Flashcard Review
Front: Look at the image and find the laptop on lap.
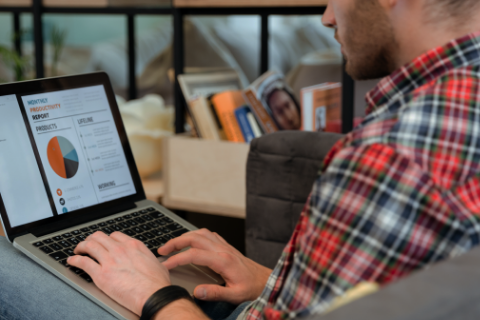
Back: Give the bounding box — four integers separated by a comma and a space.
0, 73, 223, 320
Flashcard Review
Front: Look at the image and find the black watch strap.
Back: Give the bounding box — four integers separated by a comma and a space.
140, 285, 194, 320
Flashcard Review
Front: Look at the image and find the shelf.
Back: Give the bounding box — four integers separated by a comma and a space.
173, 0, 328, 8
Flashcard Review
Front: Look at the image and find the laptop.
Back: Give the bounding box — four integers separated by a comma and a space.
0, 72, 224, 320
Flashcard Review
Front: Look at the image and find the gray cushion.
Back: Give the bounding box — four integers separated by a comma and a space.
315, 246, 480, 320
246, 131, 343, 268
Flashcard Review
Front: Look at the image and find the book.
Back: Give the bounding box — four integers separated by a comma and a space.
178, 70, 243, 102
234, 106, 256, 143
301, 83, 342, 133
244, 70, 301, 132
188, 96, 222, 141
211, 91, 246, 143
247, 112, 262, 138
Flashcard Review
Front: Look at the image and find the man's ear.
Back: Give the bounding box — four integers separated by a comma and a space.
378, 0, 399, 11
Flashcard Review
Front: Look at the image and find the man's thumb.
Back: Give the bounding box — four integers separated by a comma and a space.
194, 285, 230, 301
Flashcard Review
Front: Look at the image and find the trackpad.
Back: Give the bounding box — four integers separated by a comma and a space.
157, 257, 224, 295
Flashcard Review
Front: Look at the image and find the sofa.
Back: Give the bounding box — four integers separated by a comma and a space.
245, 131, 480, 319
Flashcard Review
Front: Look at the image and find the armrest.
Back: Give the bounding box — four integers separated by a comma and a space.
246, 131, 343, 268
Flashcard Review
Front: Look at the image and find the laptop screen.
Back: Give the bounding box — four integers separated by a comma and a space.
0, 83, 137, 230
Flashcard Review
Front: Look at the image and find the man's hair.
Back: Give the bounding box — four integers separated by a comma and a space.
427, 0, 480, 20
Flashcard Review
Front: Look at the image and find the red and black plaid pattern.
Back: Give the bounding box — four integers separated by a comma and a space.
244, 31, 480, 320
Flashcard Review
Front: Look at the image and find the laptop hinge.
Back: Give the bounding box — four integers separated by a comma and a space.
31, 202, 137, 237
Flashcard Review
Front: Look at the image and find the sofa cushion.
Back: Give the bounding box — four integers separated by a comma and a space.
246, 131, 343, 268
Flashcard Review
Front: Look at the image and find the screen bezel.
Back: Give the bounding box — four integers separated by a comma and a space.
0, 72, 146, 242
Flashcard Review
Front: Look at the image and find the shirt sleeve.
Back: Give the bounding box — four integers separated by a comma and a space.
249, 142, 468, 320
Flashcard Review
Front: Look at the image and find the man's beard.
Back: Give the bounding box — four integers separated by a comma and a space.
342, 0, 399, 81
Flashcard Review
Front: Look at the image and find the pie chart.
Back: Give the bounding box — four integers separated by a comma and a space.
47, 136, 79, 179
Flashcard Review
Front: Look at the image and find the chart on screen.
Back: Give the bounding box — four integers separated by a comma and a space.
47, 136, 79, 179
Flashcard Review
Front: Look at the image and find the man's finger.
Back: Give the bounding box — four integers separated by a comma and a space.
85, 231, 118, 252
194, 285, 238, 303
110, 231, 152, 256
157, 233, 219, 256
162, 248, 232, 274
67, 255, 101, 278
74, 237, 109, 263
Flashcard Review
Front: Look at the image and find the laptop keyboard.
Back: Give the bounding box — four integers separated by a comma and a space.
31, 207, 189, 283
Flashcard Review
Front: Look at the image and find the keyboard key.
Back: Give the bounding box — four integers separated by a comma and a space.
156, 236, 168, 244
126, 220, 138, 227
163, 217, 174, 223
102, 227, 114, 234
115, 217, 124, 222
33, 241, 43, 247
80, 273, 93, 283
64, 249, 75, 256
40, 246, 54, 254
143, 215, 154, 222
149, 239, 160, 247
123, 229, 136, 237
167, 224, 182, 232
84, 232, 93, 237
150, 249, 161, 257
80, 227, 90, 232
119, 222, 130, 229
172, 229, 189, 238
53, 236, 63, 241
98, 222, 107, 227
106, 220, 115, 225
49, 251, 68, 261
59, 259, 70, 267
149, 211, 164, 219
132, 212, 140, 217
143, 232, 155, 239
164, 234, 174, 241
148, 222, 159, 228
68, 238, 80, 245
89, 225, 99, 230
59, 241, 71, 248
43, 238, 54, 244
50, 243, 62, 251
134, 217, 145, 224
112, 224, 123, 231
132, 227, 143, 234
134, 235, 147, 242
124, 214, 132, 219
70, 267, 84, 275
139, 209, 148, 214
153, 230, 164, 237
144, 242, 153, 249
147, 207, 156, 212
62, 233, 73, 238
76, 235, 86, 242
150, 249, 162, 257
140, 225, 151, 231
159, 228, 170, 234
71, 230, 81, 236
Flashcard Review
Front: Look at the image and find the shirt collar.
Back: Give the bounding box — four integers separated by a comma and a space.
365, 31, 480, 115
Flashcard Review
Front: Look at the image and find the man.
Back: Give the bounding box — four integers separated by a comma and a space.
2, 0, 480, 319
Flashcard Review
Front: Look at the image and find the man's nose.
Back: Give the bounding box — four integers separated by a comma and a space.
322, 1, 336, 29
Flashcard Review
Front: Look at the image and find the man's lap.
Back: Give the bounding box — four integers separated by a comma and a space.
0, 236, 248, 320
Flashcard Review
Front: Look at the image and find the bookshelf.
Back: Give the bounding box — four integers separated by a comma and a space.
171, 0, 356, 134
0, 0, 355, 135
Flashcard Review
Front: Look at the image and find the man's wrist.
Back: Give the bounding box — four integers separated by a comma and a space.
153, 298, 208, 320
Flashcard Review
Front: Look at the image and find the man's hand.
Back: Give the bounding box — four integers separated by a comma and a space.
158, 229, 272, 305
68, 231, 171, 316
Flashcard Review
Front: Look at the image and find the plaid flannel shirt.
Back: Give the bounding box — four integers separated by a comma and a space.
243, 31, 480, 320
